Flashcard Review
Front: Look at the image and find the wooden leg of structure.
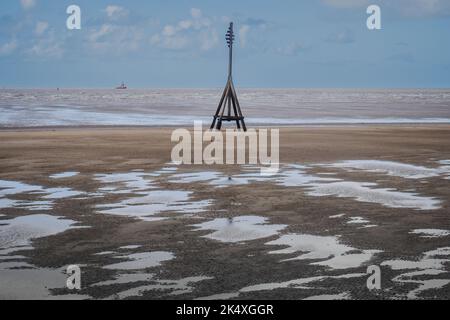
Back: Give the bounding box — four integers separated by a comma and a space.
211, 79, 247, 132
211, 84, 229, 130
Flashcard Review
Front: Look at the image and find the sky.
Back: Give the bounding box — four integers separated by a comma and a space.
0, 0, 449, 88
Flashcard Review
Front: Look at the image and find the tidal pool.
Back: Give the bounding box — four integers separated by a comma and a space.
192, 216, 287, 243
266, 233, 381, 270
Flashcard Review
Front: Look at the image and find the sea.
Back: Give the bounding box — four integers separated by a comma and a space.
1, 88, 449, 127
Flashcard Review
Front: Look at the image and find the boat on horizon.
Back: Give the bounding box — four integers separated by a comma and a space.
116, 82, 127, 90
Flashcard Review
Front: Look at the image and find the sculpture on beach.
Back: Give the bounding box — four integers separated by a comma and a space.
210, 22, 247, 132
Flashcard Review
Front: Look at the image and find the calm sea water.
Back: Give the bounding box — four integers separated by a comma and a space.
0, 88, 449, 127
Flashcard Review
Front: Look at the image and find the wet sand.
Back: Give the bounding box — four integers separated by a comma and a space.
1, 125, 450, 300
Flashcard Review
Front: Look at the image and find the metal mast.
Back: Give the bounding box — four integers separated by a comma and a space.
227, 22, 233, 79
210, 22, 247, 132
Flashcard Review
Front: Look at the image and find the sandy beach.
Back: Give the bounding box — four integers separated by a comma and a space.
1, 0, 450, 306
1, 125, 450, 300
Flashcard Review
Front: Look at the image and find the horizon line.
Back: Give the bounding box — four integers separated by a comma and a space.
1, 86, 450, 90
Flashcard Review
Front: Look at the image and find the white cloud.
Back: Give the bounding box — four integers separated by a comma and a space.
322, 0, 369, 8
163, 36, 189, 50
178, 20, 193, 30
200, 29, 218, 51
151, 33, 189, 50
29, 35, 63, 58
322, 0, 450, 16
105, 5, 129, 20
277, 42, 309, 56
20, 0, 36, 10
89, 24, 114, 43
34, 21, 48, 36
235, 19, 270, 49
396, 0, 450, 16
326, 29, 355, 44
239, 25, 250, 48
150, 34, 160, 45
191, 8, 202, 19
0, 39, 18, 56
162, 25, 177, 37
88, 24, 143, 54
150, 8, 218, 51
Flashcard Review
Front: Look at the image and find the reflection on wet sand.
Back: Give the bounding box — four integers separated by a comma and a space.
0, 158, 449, 299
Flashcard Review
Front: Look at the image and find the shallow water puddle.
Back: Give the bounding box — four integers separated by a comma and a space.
95, 165, 180, 193
0, 198, 19, 210
94, 172, 156, 194
95, 251, 116, 256
404, 277, 450, 299
102, 276, 213, 299
382, 249, 450, 271
192, 216, 287, 243
0, 258, 88, 300
152, 164, 180, 175
0, 267, 90, 300
104, 251, 175, 270
236, 273, 365, 296
0, 214, 89, 300
49, 172, 79, 179
0, 214, 82, 250
168, 169, 275, 188
92, 272, 155, 287
97, 190, 211, 221
42, 188, 83, 199
168, 171, 222, 184
0, 214, 85, 298
437, 160, 450, 179
358, 225, 378, 229
327, 160, 441, 179
329, 214, 346, 219
381, 247, 450, 299
13, 200, 53, 211
276, 169, 339, 187
0, 180, 43, 197
326, 159, 450, 181
96, 164, 443, 213
346, 216, 377, 229
410, 229, 450, 238
275, 164, 443, 210
266, 233, 381, 270
196, 292, 241, 300
346, 217, 370, 225
307, 181, 441, 210
229, 171, 280, 185
0, 180, 84, 210
119, 245, 142, 250
329, 215, 377, 228
92, 250, 212, 299
303, 292, 351, 300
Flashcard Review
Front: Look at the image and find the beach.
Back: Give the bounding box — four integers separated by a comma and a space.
1, 0, 450, 305
1, 125, 450, 300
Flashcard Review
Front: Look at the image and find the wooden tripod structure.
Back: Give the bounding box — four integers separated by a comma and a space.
211, 22, 247, 132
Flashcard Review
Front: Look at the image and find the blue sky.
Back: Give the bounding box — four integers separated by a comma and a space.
0, 0, 449, 88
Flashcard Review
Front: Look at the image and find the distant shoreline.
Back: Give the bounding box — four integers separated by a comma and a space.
1, 88, 449, 128
1, 123, 450, 132
2, 87, 450, 91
